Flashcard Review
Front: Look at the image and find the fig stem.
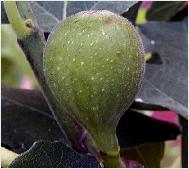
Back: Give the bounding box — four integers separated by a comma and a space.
101, 153, 125, 168
4, 1, 33, 37
85, 133, 125, 167
84, 134, 103, 163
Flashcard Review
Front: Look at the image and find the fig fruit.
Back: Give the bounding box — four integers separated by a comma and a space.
43, 10, 144, 166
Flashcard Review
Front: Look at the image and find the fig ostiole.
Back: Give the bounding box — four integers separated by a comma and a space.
43, 10, 144, 167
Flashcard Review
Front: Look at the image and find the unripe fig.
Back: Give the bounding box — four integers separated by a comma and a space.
44, 10, 144, 165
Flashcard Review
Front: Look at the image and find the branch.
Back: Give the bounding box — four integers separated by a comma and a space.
4, 1, 33, 37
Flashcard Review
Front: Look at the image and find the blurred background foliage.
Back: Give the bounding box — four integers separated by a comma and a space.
1, 1, 188, 168
1, 24, 38, 89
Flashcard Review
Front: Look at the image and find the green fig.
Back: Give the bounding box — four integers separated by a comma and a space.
43, 10, 144, 166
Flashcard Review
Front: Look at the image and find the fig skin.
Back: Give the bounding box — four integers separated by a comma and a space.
43, 10, 144, 157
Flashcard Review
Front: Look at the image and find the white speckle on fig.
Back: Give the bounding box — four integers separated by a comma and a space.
81, 62, 84, 66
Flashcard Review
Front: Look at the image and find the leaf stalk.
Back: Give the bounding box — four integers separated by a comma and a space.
4, 1, 33, 37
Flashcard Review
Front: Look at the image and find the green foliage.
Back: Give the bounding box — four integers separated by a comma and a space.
146, 2, 185, 21
28, 1, 137, 32
2, 85, 181, 167
121, 142, 164, 167
138, 19, 188, 118
1, 24, 37, 88
9, 141, 100, 168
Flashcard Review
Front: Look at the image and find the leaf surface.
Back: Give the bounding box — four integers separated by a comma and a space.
29, 1, 137, 32
2, 85, 181, 153
138, 18, 188, 118
9, 141, 100, 168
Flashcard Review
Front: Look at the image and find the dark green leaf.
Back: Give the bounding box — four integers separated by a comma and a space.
146, 1, 186, 21
122, 2, 141, 25
117, 110, 181, 148
137, 19, 188, 119
9, 141, 100, 168
2, 85, 181, 154
29, 1, 137, 32
131, 101, 168, 111
121, 142, 164, 167
1, 84, 66, 154
170, 6, 188, 22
